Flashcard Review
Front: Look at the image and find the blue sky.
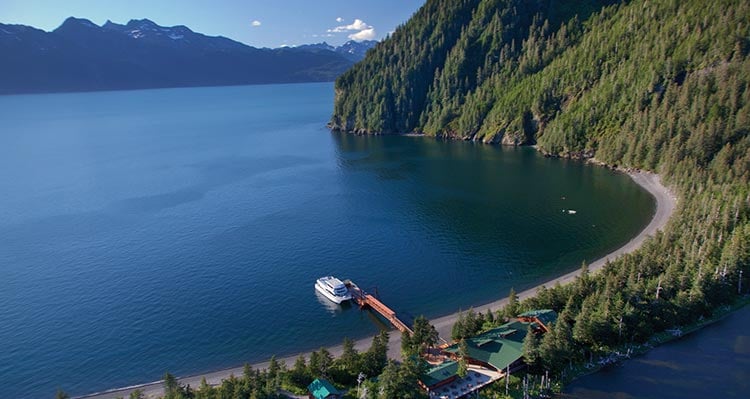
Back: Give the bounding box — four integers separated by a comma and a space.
0, 0, 425, 47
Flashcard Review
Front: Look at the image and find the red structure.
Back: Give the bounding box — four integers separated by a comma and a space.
517, 309, 557, 333
346, 281, 413, 334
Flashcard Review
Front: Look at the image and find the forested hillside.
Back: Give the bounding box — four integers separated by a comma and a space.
334, 0, 750, 381
55, 1, 749, 397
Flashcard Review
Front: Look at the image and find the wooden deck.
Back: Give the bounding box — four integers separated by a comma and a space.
346, 281, 413, 334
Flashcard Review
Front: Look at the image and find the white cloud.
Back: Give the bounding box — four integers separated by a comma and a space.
349, 27, 376, 41
328, 18, 371, 33
251, 20, 261, 27
326, 18, 377, 41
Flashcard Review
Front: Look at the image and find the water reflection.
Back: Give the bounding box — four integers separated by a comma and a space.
328, 131, 656, 317
314, 289, 353, 315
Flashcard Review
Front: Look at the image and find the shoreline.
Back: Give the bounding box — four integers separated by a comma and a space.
561, 295, 750, 390
77, 169, 677, 399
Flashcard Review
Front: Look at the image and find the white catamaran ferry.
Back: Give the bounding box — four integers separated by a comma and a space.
315, 276, 352, 304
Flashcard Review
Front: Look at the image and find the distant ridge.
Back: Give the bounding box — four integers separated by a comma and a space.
0, 17, 377, 94
296, 40, 378, 61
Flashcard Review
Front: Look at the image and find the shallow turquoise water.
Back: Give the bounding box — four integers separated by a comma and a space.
0, 83, 654, 398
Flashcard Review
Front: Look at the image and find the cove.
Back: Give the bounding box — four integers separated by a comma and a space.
0, 82, 654, 398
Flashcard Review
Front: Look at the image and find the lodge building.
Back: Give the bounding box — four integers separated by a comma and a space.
418, 309, 558, 398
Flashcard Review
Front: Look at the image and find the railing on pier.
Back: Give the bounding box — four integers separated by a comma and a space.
345, 281, 413, 334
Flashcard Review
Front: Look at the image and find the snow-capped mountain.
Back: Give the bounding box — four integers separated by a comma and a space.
0, 17, 357, 94
295, 42, 337, 52
335, 40, 378, 61
295, 40, 378, 61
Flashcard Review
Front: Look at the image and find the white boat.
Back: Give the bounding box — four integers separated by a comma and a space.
315, 276, 351, 304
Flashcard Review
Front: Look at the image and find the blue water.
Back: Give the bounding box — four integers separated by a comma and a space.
0, 83, 654, 398
565, 305, 750, 398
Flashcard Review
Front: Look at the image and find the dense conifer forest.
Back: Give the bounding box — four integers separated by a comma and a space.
57, 0, 749, 398
330, 0, 750, 394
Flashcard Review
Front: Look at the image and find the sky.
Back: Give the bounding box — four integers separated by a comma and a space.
0, 0, 426, 48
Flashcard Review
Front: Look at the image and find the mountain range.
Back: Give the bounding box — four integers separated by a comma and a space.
296, 40, 378, 62
0, 17, 377, 94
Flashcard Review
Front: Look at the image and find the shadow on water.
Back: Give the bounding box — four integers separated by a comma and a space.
328, 131, 655, 316
314, 290, 353, 315
362, 308, 395, 332
563, 305, 750, 399
313, 285, 395, 333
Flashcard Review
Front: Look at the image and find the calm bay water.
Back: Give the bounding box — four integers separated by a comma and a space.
0, 82, 654, 398
564, 305, 750, 398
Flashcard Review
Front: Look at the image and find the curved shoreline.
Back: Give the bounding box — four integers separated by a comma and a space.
78, 170, 676, 399
428, 170, 676, 337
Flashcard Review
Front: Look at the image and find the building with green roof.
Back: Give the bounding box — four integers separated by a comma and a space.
444, 320, 529, 372
307, 378, 342, 399
415, 310, 558, 395
518, 309, 558, 332
418, 360, 460, 390
443, 310, 557, 372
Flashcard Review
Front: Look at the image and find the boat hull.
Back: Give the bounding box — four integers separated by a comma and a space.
315, 280, 351, 304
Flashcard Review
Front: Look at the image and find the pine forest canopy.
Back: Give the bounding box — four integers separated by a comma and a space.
55, 0, 750, 397
333, 0, 750, 381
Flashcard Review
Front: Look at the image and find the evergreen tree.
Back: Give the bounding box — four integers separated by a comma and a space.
457, 339, 469, 378
339, 337, 360, 372
377, 359, 427, 399
505, 287, 520, 319
522, 326, 542, 371
290, 355, 310, 388
403, 316, 440, 357
361, 331, 389, 377
163, 372, 181, 399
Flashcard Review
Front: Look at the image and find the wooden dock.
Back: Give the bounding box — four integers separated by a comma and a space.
345, 281, 413, 334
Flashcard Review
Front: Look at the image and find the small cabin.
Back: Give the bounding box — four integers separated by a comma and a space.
308, 378, 342, 399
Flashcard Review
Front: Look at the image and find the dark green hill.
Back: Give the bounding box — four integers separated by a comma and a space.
333, 0, 750, 380
332, 0, 748, 150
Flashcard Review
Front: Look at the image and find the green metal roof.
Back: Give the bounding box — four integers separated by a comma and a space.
308, 378, 340, 399
518, 309, 558, 328
445, 320, 531, 370
420, 360, 459, 387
